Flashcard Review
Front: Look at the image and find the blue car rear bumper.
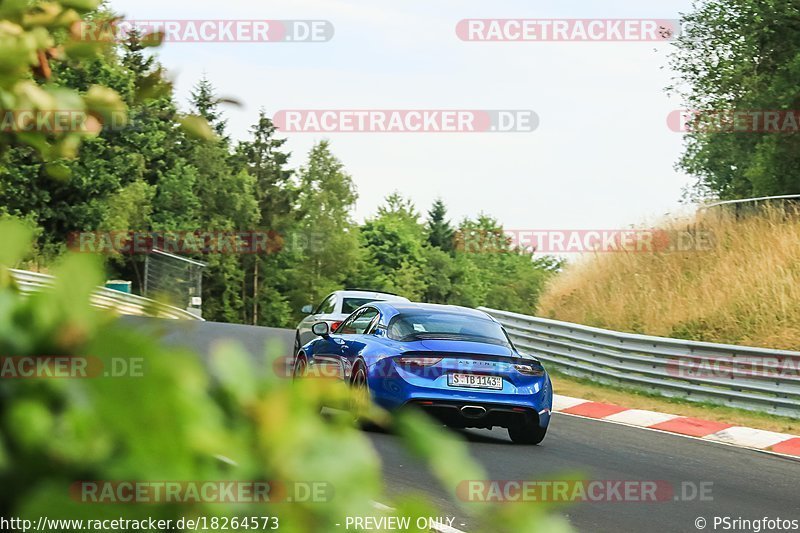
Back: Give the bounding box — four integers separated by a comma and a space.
367, 364, 553, 429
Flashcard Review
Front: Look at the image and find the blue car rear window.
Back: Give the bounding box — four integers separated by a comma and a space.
387, 312, 511, 347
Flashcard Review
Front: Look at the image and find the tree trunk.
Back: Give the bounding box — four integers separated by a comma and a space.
253, 259, 259, 325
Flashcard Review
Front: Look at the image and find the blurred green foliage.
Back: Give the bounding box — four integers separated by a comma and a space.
0, 219, 571, 532
0, 0, 120, 164
0, 3, 572, 531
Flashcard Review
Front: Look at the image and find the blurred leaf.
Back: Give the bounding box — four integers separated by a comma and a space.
0, 218, 33, 266
0, 433, 7, 469
17, 80, 56, 109
218, 97, 242, 107
395, 409, 485, 489
84, 84, 125, 122
22, 3, 63, 27
58, 0, 102, 12
130, 70, 172, 102
63, 40, 105, 59
178, 114, 216, 140
210, 341, 258, 406
52, 133, 81, 159
48, 86, 85, 111
32, 254, 105, 349
140, 31, 163, 48
7, 400, 54, 450
44, 160, 71, 180
0, 0, 30, 19
391, 496, 440, 532
51, 253, 103, 301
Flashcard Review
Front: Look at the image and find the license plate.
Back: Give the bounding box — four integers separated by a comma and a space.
448, 373, 503, 390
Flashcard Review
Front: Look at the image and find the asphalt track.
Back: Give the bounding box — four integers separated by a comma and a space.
126, 318, 800, 532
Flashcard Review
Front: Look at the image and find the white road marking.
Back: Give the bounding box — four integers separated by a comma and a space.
604, 408, 680, 427
552, 394, 589, 410
704, 426, 797, 449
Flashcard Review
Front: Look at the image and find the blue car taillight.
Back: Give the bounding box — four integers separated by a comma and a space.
514, 364, 545, 376
396, 357, 443, 367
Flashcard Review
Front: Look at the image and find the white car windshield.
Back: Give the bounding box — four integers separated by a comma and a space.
342, 297, 384, 314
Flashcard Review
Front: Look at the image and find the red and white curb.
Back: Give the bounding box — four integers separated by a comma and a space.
553, 395, 800, 458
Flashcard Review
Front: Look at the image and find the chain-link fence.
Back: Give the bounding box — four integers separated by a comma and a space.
144, 249, 206, 318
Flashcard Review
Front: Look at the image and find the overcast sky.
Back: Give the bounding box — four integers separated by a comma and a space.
109, 0, 697, 231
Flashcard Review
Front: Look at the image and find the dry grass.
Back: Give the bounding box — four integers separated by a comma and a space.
552, 372, 800, 434
537, 207, 800, 350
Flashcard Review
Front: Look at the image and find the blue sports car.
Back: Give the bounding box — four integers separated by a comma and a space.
293, 302, 553, 444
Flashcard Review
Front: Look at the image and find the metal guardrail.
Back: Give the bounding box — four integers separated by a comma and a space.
10, 269, 204, 321
701, 194, 800, 210
479, 307, 800, 418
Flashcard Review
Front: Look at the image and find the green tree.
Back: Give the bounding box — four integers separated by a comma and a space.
234, 110, 294, 231
287, 141, 361, 316
426, 198, 455, 251
0, 17, 193, 272
454, 215, 562, 314
359, 193, 429, 299
233, 111, 296, 326
190, 75, 228, 138
420, 246, 454, 302
669, 0, 800, 199
182, 77, 258, 322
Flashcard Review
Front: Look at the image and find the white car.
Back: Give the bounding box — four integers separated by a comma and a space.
294, 289, 410, 352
